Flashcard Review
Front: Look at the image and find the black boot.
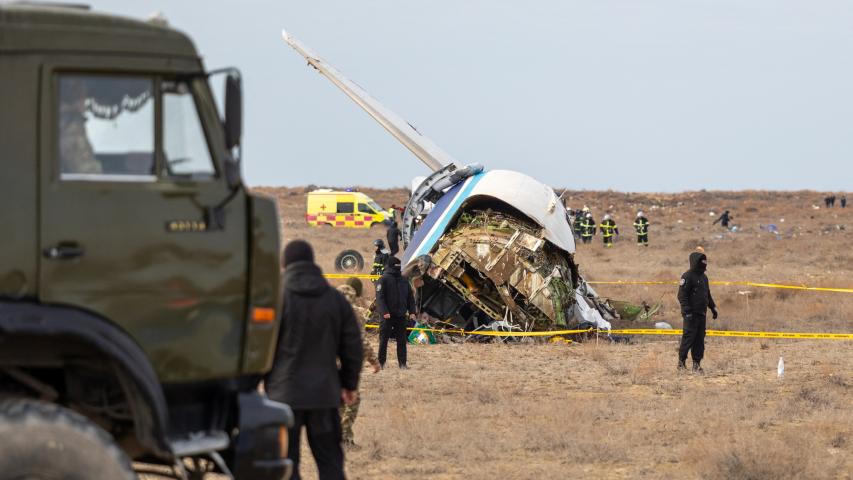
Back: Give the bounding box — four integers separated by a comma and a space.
692, 360, 704, 374
678, 359, 687, 371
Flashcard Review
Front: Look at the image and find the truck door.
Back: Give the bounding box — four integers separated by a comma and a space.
39, 71, 247, 382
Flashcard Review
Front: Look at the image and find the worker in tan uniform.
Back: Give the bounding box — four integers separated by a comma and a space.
337, 283, 380, 448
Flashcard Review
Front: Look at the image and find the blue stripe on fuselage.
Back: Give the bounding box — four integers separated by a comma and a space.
402, 173, 484, 264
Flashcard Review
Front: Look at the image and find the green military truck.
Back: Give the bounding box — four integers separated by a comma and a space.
0, 4, 293, 479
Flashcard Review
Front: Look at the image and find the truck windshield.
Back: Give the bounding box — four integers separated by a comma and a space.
162, 79, 216, 178
368, 201, 383, 213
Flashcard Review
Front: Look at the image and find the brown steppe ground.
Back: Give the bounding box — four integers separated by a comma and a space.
144, 188, 852, 479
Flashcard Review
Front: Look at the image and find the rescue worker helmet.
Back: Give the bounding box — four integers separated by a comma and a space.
603, 214, 611, 221
637, 211, 644, 217
373, 239, 385, 248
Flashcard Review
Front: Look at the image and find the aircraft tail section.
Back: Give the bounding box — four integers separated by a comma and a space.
282, 30, 456, 172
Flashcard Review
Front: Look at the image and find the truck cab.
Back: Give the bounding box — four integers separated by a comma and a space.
0, 4, 291, 479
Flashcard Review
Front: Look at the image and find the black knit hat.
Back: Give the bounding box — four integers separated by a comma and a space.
282, 240, 314, 267
345, 277, 363, 297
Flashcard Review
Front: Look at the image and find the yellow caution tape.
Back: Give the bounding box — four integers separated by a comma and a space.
323, 274, 853, 293
364, 324, 853, 340
609, 329, 853, 340
324, 273, 381, 280
588, 280, 853, 293
363, 324, 591, 336
704, 330, 853, 340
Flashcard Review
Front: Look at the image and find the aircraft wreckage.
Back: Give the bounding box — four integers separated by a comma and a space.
283, 30, 629, 334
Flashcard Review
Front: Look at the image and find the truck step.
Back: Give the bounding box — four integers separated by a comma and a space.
169, 430, 229, 457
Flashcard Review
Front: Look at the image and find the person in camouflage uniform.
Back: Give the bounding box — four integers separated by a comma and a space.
337, 283, 380, 448
59, 78, 102, 174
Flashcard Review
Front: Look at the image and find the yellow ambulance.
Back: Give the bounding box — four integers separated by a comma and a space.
305, 190, 389, 228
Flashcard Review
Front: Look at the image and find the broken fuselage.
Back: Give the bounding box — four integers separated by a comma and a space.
401, 168, 587, 332
283, 30, 613, 333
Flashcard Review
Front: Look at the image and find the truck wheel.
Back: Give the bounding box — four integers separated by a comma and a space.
0, 398, 136, 480
334, 249, 364, 273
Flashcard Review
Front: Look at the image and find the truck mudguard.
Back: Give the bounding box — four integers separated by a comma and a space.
0, 301, 171, 459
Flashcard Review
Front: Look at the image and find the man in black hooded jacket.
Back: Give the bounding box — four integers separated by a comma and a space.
375, 256, 416, 369
386, 221, 401, 256
677, 251, 718, 373
266, 240, 363, 480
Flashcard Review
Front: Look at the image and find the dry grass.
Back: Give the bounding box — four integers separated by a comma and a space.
144, 188, 851, 479
324, 340, 851, 479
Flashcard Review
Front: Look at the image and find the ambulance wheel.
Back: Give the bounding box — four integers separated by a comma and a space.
335, 250, 364, 273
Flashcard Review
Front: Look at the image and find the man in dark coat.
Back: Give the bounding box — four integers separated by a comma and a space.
712, 210, 733, 229
375, 256, 416, 369
386, 221, 401, 256
266, 240, 363, 480
677, 251, 718, 373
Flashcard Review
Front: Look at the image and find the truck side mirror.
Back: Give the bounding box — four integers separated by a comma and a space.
224, 73, 242, 150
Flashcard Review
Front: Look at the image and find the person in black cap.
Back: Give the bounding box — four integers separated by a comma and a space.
375, 256, 416, 369
677, 251, 718, 373
265, 240, 363, 480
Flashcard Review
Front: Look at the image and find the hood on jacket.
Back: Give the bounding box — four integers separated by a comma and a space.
689, 252, 707, 274
385, 257, 402, 276
283, 261, 329, 296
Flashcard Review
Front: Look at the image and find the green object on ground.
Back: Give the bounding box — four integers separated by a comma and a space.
408, 323, 437, 344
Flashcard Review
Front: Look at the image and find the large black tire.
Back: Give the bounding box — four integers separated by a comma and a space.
0, 398, 137, 480
334, 249, 365, 273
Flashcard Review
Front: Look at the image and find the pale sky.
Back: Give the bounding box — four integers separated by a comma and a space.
92, 0, 852, 191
